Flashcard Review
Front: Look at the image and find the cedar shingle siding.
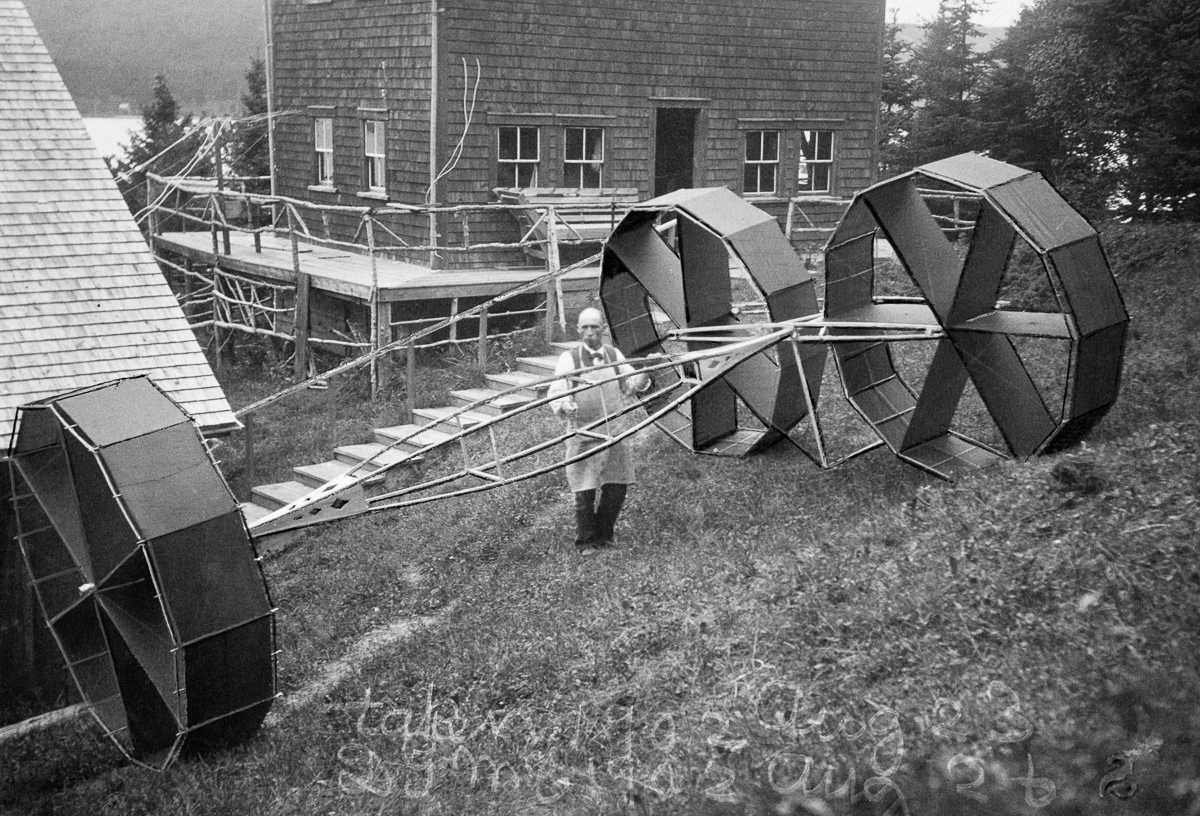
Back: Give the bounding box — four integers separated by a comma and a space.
0, 0, 237, 444
272, 0, 884, 265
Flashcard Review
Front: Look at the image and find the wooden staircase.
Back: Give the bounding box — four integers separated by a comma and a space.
239, 344, 573, 527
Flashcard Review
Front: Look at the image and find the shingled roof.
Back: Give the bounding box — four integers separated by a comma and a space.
0, 0, 238, 450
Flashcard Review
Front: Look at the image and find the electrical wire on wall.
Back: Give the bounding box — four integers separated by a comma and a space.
425, 57, 481, 204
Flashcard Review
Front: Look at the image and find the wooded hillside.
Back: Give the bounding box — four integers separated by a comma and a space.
22, 0, 262, 114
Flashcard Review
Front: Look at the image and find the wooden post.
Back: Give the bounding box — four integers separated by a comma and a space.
291, 225, 310, 382
244, 413, 257, 483
366, 215, 380, 398
784, 199, 795, 241
147, 177, 160, 238
477, 306, 488, 370
212, 268, 223, 372
214, 126, 231, 255
326, 374, 338, 449
544, 208, 562, 342
449, 297, 459, 344
406, 338, 417, 423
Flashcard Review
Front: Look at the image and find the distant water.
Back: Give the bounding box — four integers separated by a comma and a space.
82, 116, 142, 161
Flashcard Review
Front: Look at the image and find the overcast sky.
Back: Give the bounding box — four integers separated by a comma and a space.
886, 0, 1028, 26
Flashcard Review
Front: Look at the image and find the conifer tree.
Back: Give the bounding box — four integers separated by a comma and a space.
905, 0, 990, 167
879, 13, 917, 176
230, 59, 271, 187
110, 74, 206, 219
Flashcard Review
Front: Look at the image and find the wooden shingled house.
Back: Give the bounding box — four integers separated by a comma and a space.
0, 0, 238, 716
269, 0, 887, 266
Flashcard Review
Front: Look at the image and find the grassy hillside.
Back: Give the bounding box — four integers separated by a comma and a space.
2, 222, 1198, 815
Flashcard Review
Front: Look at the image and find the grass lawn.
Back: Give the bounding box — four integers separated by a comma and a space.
2, 222, 1198, 815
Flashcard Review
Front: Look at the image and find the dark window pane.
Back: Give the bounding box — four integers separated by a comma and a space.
744, 164, 758, 193
763, 131, 778, 160
566, 127, 583, 161
817, 131, 833, 160
582, 163, 601, 188
498, 127, 517, 161
745, 132, 761, 162
518, 127, 538, 160
813, 164, 830, 191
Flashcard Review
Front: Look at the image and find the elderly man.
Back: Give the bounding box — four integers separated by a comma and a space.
548, 307, 651, 554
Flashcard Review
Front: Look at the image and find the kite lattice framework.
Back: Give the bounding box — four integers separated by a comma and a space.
6, 154, 1128, 766
6, 378, 275, 769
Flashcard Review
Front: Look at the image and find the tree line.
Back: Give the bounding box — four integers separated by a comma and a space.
111, 0, 1198, 224
882, 0, 1199, 220
110, 62, 269, 219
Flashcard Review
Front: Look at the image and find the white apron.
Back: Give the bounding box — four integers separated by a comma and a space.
559, 345, 635, 492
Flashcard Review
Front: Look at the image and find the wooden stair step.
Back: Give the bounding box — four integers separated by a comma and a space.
412, 406, 492, 434
293, 459, 386, 490
334, 443, 424, 469
374, 424, 455, 452
251, 480, 312, 511
448, 388, 534, 415
239, 502, 274, 525
516, 355, 560, 376
485, 370, 548, 398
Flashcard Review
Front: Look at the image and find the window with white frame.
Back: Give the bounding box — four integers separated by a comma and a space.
314, 117, 334, 186
564, 127, 604, 188
363, 120, 386, 193
743, 130, 779, 195
797, 130, 834, 193
497, 126, 539, 188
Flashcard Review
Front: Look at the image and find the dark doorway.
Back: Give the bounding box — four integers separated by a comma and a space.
654, 108, 698, 196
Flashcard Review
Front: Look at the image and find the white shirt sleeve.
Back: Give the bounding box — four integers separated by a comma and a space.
547, 349, 576, 414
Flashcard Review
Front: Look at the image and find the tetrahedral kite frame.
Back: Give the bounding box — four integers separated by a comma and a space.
5, 377, 276, 769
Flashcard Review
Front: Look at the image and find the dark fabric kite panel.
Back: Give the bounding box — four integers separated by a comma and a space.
679, 218, 732, 327
183, 616, 274, 729
677, 187, 769, 237
827, 197, 878, 248
64, 433, 138, 582
14, 406, 60, 454
605, 216, 687, 324
101, 612, 181, 759
728, 220, 807, 295
599, 267, 660, 356
766, 282, 820, 323
950, 331, 1055, 457
902, 339, 970, 450
100, 422, 235, 540
1047, 236, 1128, 336
149, 511, 273, 645
954, 311, 1073, 338
865, 178, 961, 317
949, 202, 1016, 324
919, 153, 1030, 191
824, 232, 875, 316
987, 174, 1095, 252
1070, 322, 1127, 419
690, 380, 738, 450
15, 445, 90, 573
55, 378, 188, 449
98, 554, 184, 722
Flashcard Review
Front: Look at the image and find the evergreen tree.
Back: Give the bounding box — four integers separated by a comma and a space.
230, 58, 271, 187
110, 74, 207, 219
905, 0, 991, 167
879, 13, 917, 177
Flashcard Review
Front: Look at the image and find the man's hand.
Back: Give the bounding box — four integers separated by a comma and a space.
561, 398, 579, 417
